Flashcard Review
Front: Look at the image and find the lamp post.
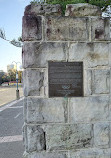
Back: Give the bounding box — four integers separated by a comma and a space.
12, 61, 21, 100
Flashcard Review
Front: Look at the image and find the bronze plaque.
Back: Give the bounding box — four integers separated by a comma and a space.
48, 62, 83, 97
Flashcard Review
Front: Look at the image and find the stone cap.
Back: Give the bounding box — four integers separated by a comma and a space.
24, 3, 102, 17
24, 4, 62, 16
65, 3, 102, 17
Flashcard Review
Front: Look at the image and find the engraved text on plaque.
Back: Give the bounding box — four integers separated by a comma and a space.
48, 62, 83, 97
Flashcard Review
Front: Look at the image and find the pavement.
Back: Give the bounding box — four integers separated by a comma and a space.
0, 86, 23, 106
0, 98, 24, 158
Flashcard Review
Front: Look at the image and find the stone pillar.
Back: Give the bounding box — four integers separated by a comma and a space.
22, 3, 111, 158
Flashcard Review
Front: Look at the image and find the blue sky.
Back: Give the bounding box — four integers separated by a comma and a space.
0, 0, 31, 72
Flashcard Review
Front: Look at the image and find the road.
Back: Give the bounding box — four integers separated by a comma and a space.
0, 87, 23, 106
0, 99, 24, 158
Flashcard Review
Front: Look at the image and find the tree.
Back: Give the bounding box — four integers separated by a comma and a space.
2, 74, 10, 84
8, 69, 16, 81
18, 71, 22, 83
0, 71, 5, 85
0, 28, 22, 47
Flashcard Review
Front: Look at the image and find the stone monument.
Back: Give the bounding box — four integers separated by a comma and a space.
22, 3, 111, 158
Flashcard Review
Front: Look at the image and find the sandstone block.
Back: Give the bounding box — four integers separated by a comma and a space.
69, 42, 109, 68
22, 15, 42, 41
84, 69, 110, 96
23, 151, 67, 158
109, 43, 111, 66
92, 69, 110, 94
24, 4, 62, 16
70, 148, 111, 158
25, 97, 67, 123
45, 17, 89, 41
94, 123, 110, 148
45, 124, 93, 150
23, 98, 27, 122
91, 17, 110, 41
23, 69, 44, 96
69, 96, 109, 123
31, 4, 62, 16
109, 100, 111, 121
84, 69, 92, 96
24, 125, 45, 152
22, 42, 67, 68
65, 3, 102, 17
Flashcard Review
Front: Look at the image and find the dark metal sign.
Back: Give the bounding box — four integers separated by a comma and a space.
48, 62, 83, 97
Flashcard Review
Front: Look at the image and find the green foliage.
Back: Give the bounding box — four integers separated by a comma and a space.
2, 74, 10, 83
8, 69, 16, 81
47, 0, 85, 14
30, 0, 111, 14
18, 71, 22, 83
0, 71, 5, 85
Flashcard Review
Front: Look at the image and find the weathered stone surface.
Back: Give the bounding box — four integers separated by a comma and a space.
69, 96, 109, 123
110, 123, 111, 147
65, 3, 102, 17
24, 5, 31, 16
92, 69, 110, 94
31, 4, 62, 16
84, 69, 110, 96
94, 123, 110, 148
84, 69, 92, 96
45, 124, 93, 150
24, 125, 45, 152
22, 4, 111, 158
24, 97, 67, 123
24, 4, 62, 16
70, 148, 111, 158
22, 15, 42, 41
23, 69, 44, 96
22, 42, 67, 68
23, 151, 67, 158
91, 17, 110, 41
109, 98, 111, 121
45, 17, 89, 41
109, 43, 111, 66
69, 42, 109, 68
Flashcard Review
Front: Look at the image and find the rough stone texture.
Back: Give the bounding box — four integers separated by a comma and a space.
22, 15, 42, 41
45, 124, 93, 150
24, 97, 68, 123
23, 69, 44, 97
45, 17, 89, 41
24, 4, 62, 16
70, 148, 111, 158
69, 96, 109, 123
109, 43, 111, 66
92, 69, 110, 94
109, 43, 111, 67
110, 123, 111, 147
24, 125, 45, 152
94, 123, 110, 148
69, 42, 109, 68
22, 42, 67, 68
22, 3, 111, 158
109, 99, 111, 121
65, 3, 102, 17
23, 151, 67, 158
91, 17, 110, 41
85, 69, 110, 96
84, 69, 92, 96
